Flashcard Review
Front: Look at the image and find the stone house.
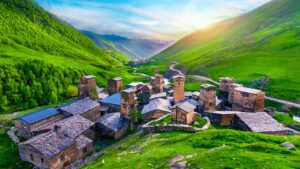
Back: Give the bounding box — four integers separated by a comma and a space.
137, 84, 153, 104
150, 92, 167, 100
235, 112, 296, 134
232, 86, 265, 112
228, 83, 243, 104
78, 75, 98, 100
173, 75, 185, 104
192, 91, 200, 100
96, 112, 129, 140
18, 116, 94, 169
108, 77, 123, 95
172, 100, 196, 125
99, 93, 121, 113
198, 84, 216, 113
13, 108, 65, 139
204, 111, 240, 126
59, 98, 100, 122
150, 74, 164, 93
142, 98, 171, 122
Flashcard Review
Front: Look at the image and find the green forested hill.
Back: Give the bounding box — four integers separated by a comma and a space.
0, 0, 132, 113
153, 0, 300, 100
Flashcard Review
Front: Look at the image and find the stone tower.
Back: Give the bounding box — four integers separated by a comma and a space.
219, 77, 235, 101
199, 84, 216, 113
78, 75, 98, 100
173, 75, 185, 104
150, 74, 164, 94
120, 88, 136, 120
108, 77, 123, 95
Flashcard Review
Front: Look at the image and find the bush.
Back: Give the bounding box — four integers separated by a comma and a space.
66, 85, 78, 97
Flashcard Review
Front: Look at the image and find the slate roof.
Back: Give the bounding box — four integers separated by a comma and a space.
84, 75, 95, 79
192, 92, 200, 97
142, 98, 171, 114
216, 97, 223, 106
235, 86, 261, 94
128, 82, 144, 87
236, 112, 288, 133
96, 112, 129, 132
139, 84, 153, 91
16, 108, 62, 125
76, 135, 92, 150
184, 92, 193, 97
98, 93, 109, 100
173, 75, 185, 79
100, 93, 121, 105
59, 98, 100, 116
150, 92, 167, 100
174, 100, 196, 113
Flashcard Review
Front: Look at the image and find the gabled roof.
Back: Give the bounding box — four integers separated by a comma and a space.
185, 92, 193, 97
139, 84, 153, 91
96, 112, 129, 132
113, 77, 122, 81
59, 98, 99, 116
150, 92, 167, 100
175, 100, 196, 113
16, 108, 62, 125
173, 75, 185, 79
236, 112, 287, 133
142, 98, 171, 114
128, 82, 144, 87
100, 93, 121, 105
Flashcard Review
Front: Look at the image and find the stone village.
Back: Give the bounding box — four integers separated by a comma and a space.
12, 69, 298, 169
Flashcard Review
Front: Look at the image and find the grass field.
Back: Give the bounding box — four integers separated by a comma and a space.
83, 129, 300, 169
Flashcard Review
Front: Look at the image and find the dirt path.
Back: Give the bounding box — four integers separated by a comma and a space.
170, 61, 300, 108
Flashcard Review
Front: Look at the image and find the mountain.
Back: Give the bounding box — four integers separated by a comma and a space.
82, 30, 174, 60
0, 0, 132, 113
153, 0, 300, 100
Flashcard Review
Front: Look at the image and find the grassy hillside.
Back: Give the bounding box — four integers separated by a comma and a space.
0, 0, 134, 113
83, 129, 300, 169
153, 0, 300, 100
82, 31, 174, 60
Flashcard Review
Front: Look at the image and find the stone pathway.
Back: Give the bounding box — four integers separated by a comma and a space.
7, 127, 20, 144
66, 131, 141, 169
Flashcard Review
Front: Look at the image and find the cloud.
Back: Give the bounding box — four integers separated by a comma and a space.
36, 0, 271, 40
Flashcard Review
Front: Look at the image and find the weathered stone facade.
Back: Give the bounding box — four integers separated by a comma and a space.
172, 106, 195, 125
108, 77, 123, 95
78, 75, 98, 100
228, 83, 243, 104
137, 84, 153, 104
219, 77, 235, 93
120, 89, 136, 120
198, 84, 216, 113
173, 75, 185, 104
142, 98, 171, 122
232, 87, 265, 112
204, 111, 238, 126
150, 74, 164, 94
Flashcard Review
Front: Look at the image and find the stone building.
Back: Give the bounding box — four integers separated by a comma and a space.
108, 77, 123, 95
120, 88, 136, 120
137, 84, 153, 104
96, 112, 129, 140
235, 112, 296, 134
199, 84, 216, 113
232, 86, 265, 112
228, 83, 243, 104
18, 116, 94, 169
219, 77, 235, 101
78, 75, 98, 100
142, 98, 171, 122
150, 92, 167, 100
205, 111, 240, 126
59, 98, 100, 122
99, 93, 121, 113
173, 75, 185, 104
150, 74, 164, 93
13, 108, 64, 139
172, 100, 196, 125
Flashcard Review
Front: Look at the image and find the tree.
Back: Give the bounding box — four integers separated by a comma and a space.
66, 85, 78, 97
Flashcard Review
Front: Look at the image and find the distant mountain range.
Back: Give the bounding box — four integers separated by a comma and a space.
153, 0, 300, 100
81, 30, 175, 60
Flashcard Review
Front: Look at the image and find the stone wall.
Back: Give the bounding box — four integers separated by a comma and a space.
204, 112, 236, 126
228, 83, 243, 104
141, 114, 210, 135
78, 76, 97, 100
172, 108, 195, 125
199, 84, 216, 113
232, 90, 265, 112
151, 74, 164, 94
81, 106, 101, 122
108, 79, 123, 95
120, 90, 136, 120
173, 76, 185, 104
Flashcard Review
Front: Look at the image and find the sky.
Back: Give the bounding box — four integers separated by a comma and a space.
36, 0, 271, 40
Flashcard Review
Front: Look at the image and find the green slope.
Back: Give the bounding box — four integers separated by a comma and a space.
153, 0, 300, 100
83, 130, 300, 169
0, 0, 133, 113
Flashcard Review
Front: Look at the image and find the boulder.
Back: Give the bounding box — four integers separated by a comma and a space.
281, 142, 295, 149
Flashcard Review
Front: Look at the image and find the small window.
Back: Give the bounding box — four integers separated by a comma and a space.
209, 102, 213, 106
60, 155, 65, 162
41, 158, 44, 163
30, 154, 34, 161
83, 147, 88, 154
